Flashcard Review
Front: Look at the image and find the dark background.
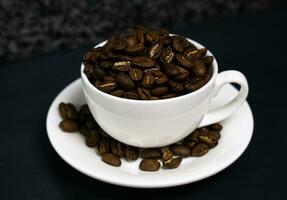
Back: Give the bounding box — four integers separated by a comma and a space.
1, 0, 287, 199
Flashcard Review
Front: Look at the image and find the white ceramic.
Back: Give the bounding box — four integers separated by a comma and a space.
81, 39, 249, 147
46, 79, 254, 188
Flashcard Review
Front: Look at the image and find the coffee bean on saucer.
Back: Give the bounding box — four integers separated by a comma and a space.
102, 153, 121, 167
111, 140, 125, 158
58, 102, 78, 120
86, 130, 100, 147
141, 148, 162, 159
125, 146, 140, 161
209, 123, 223, 131
59, 119, 79, 132
191, 143, 209, 157
162, 157, 182, 169
170, 144, 191, 157
98, 138, 110, 155
139, 158, 160, 171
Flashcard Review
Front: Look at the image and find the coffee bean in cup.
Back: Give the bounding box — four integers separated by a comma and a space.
83, 26, 213, 100
58, 102, 222, 172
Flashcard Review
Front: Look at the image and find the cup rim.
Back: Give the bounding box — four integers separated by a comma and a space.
81, 36, 218, 104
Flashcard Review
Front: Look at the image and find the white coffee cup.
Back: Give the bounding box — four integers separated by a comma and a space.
81, 38, 248, 148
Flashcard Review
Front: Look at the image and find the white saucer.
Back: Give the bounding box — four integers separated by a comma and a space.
46, 78, 254, 188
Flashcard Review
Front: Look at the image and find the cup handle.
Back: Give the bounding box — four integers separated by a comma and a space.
198, 70, 249, 127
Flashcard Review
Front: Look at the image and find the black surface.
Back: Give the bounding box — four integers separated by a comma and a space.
1, 7, 287, 200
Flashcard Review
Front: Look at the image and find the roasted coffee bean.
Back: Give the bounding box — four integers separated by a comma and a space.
110, 89, 125, 97
148, 42, 163, 59
98, 138, 110, 155
102, 153, 121, 167
85, 115, 98, 130
193, 60, 207, 77
202, 56, 214, 66
206, 131, 221, 140
185, 130, 200, 143
136, 29, 145, 44
160, 48, 175, 64
146, 31, 159, 44
78, 104, 91, 123
59, 119, 79, 132
186, 48, 207, 60
137, 87, 151, 100
84, 63, 94, 78
170, 144, 191, 157
58, 103, 78, 120
116, 72, 135, 91
111, 140, 125, 157
168, 80, 184, 92
95, 80, 117, 93
92, 67, 106, 80
163, 157, 182, 169
210, 123, 223, 131
172, 36, 191, 53
142, 73, 155, 88
123, 91, 140, 100
125, 146, 140, 161
112, 61, 131, 72
164, 63, 180, 77
161, 36, 172, 46
79, 126, 90, 137
151, 87, 168, 96
124, 34, 138, 47
130, 56, 155, 68
98, 128, 110, 139
112, 38, 126, 51
139, 158, 160, 171
129, 68, 143, 81
103, 75, 116, 82
152, 71, 169, 85
83, 51, 101, 63
100, 61, 112, 71
191, 143, 209, 157
184, 79, 207, 91
161, 93, 177, 99
176, 54, 193, 69
198, 127, 209, 134
199, 135, 218, 148
162, 149, 173, 162
86, 130, 100, 147
125, 44, 145, 55
174, 66, 189, 82
141, 148, 162, 159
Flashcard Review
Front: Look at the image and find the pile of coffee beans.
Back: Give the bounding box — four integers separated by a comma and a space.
58, 102, 222, 171
83, 26, 214, 100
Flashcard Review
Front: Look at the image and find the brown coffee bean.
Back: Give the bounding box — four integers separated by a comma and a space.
193, 60, 207, 77
113, 61, 131, 72
83, 63, 94, 78
112, 38, 126, 51
92, 67, 106, 80
161, 93, 177, 99
123, 91, 140, 100
83, 51, 102, 63
125, 146, 140, 161
139, 158, 160, 171
100, 61, 112, 71
168, 80, 184, 93
210, 123, 223, 131
162, 149, 173, 162
160, 48, 175, 64
98, 138, 110, 155
136, 29, 145, 44
170, 144, 191, 157
129, 68, 143, 81
191, 143, 209, 157
116, 72, 135, 91
184, 79, 206, 91
141, 148, 162, 159
85, 130, 100, 147
79, 126, 90, 137
58, 103, 78, 120
161, 36, 171, 46
111, 140, 125, 157
206, 131, 221, 140
130, 56, 156, 68
174, 66, 189, 82
146, 31, 159, 44
148, 42, 163, 59
85, 115, 98, 130
95, 80, 117, 93
164, 63, 180, 77
172, 36, 191, 53
142, 73, 155, 88
137, 87, 151, 100
59, 119, 79, 132
125, 44, 145, 55
102, 153, 121, 167
78, 104, 91, 123
124, 34, 138, 47
176, 54, 193, 69
185, 130, 200, 143
151, 87, 168, 96
152, 71, 169, 85
163, 157, 182, 169
199, 135, 218, 148
103, 75, 116, 82
202, 56, 214, 66
186, 48, 207, 60
110, 90, 125, 97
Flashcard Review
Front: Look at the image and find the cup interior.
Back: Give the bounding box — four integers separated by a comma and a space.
81, 36, 218, 103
